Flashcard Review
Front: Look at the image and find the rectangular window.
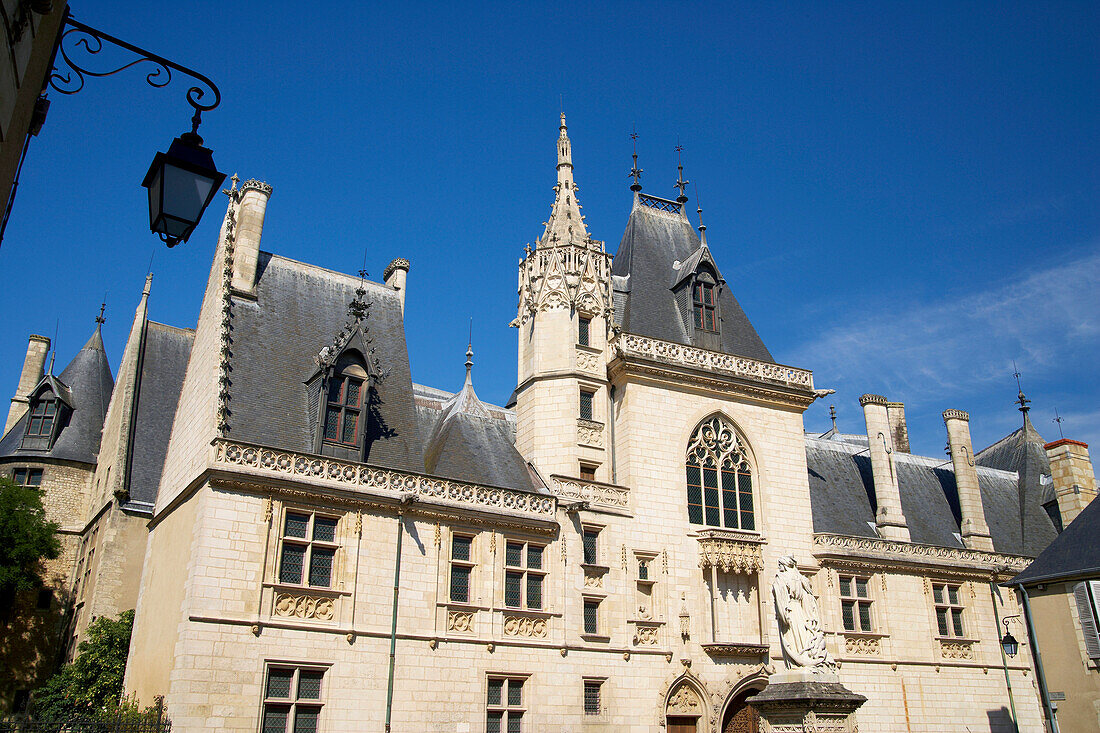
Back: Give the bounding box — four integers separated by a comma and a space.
504, 541, 544, 610
583, 599, 600, 635
261, 665, 324, 733
579, 463, 596, 482
279, 511, 339, 589
486, 677, 525, 733
932, 583, 965, 638
324, 375, 363, 447
637, 557, 650, 581
692, 282, 717, 332
578, 317, 591, 347
583, 680, 602, 716
579, 390, 594, 421
839, 575, 874, 632
26, 398, 56, 438
582, 528, 599, 565
12, 468, 43, 487
450, 534, 474, 604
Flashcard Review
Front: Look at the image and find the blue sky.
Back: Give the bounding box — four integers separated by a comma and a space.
2, 1, 1097, 457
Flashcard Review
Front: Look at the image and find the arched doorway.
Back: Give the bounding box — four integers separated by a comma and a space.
665, 682, 705, 732
721, 687, 762, 733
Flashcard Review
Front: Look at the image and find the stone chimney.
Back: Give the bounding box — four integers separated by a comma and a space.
943, 409, 993, 550
886, 401, 910, 453
5, 334, 50, 435
1044, 439, 1098, 527
384, 258, 410, 314
860, 394, 910, 542
232, 179, 273, 295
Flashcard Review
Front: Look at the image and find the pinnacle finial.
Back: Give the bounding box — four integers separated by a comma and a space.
695, 184, 707, 245
1012, 360, 1030, 415
95, 299, 107, 326
1053, 408, 1065, 439
465, 318, 474, 380
829, 404, 837, 431
674, 143, 689, 204
629, 130, 643, 192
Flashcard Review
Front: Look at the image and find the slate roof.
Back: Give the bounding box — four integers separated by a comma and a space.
0, 325, 114, 465
416, 364, 544, 495
610, 193, 774, 362
126, 322, 194, 508
806, 436, 1058, 556
227, 253, 423, 474
1008, 497, 1100, 585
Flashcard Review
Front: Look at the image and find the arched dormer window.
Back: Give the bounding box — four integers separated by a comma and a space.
20, 381, 70, 451
691, 274, 718, 333
686, 415, 755, 530
323, 356, 368, 449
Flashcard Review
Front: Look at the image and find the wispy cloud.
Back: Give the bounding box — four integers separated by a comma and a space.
793, 245, 1100, 411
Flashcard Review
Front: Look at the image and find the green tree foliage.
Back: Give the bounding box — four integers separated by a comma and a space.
0, 475, 60, 595
33, 610, 135, 720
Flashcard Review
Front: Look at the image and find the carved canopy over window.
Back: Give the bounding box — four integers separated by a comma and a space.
686, 416, 755, 531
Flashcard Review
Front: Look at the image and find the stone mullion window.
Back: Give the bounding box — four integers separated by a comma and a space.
486, 676, 525, 733
686, 416, 755, 531
12, 467, 42, 487
261, 665, 324, 733
932, 582, 965, 638
504, 541, 544, 611
278, 511, 339, 589
449, 534, 475, 604
839, 575, 874, 632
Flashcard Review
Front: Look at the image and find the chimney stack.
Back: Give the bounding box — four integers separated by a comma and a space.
5, 334, 50, 435
860, 394, 910, 542
384, 258, 410, 314
1044, 439, 1098, 527
942, 409, 994, 550
232, 179, 273, 295
886, 401, 910, 453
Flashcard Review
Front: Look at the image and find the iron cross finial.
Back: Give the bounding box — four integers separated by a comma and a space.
629, 130, 643, 192
1053, 408, 1065, 439
95, 300, 106, 325
674, 143, 689, 203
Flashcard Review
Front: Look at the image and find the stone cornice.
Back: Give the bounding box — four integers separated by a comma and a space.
210, 439, 557, 528
812, 534, 1031, 578
609, 333, 815, 408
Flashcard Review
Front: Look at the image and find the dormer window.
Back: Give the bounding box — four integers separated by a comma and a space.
324, 372, 363, 447
692, 281, 717, 332
26, 398, 57, 438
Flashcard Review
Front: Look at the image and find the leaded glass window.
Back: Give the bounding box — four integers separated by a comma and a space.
486, 677, 525, 732
450, 533, 475, 603
685, 416, 755, 530
504, 540, 544, 610
279, 511, 339, 588
839, 575, 874, 632
262, 666, 324, 733
932, 582, 965, 638
692, 281, 717, 332
583, 598, 599, 635
324, 373, 363, 447
582, 528, 599, 565
579, 390, 594, 421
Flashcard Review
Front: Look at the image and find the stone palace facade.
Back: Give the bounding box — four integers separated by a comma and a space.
3, 115, 1096, 732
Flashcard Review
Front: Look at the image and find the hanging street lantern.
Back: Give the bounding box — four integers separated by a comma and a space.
143, 127, 225, 247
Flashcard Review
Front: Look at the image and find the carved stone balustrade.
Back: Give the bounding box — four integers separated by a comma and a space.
696, 529, 764, 574
550, 474, 630, 512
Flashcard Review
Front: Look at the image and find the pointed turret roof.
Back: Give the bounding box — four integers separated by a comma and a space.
537, 114, 590, 248
0, 322, 115, 464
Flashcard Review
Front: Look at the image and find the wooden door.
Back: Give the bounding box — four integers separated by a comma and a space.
722, 703, 760, 733
667, 716, 697, 733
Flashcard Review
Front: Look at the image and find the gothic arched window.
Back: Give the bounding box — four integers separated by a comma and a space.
323, 356, 367, 448
686, 416, 755, 530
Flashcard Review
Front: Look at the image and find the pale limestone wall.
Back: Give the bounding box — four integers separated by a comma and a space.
82, 509, 150, 630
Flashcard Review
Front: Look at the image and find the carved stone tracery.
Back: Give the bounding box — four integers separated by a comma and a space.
503, 614, 548, 639
273, 592, 335, 621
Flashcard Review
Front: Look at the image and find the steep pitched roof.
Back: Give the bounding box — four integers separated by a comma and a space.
225, 253, 423, 474
1009, 497, 1100, 586
126, 322, 194, 508
610, 193, 774, 362
806, 436, 1058, 556
0, 325, 114, 465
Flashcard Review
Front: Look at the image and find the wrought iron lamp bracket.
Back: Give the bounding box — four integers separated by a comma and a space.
48, 12, 221, 138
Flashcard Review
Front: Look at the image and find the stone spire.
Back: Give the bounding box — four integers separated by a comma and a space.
538, 113, 590, 247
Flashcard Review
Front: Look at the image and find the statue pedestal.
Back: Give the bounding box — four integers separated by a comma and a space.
750, 669, 866, 733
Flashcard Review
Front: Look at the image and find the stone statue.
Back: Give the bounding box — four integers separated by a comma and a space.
772, 555, 836, 671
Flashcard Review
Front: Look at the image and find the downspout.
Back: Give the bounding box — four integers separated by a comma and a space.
1016, 584, 1059, 733
384, 494, 416, 733
989, 580, 1019, 732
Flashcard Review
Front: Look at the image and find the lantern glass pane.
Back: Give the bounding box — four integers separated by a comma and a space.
162, 164, 216, 223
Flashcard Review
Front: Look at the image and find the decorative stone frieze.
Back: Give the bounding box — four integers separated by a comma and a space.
939, 639, 975, 660
843, 634, 881, 656
447, 610, 475, 634
550, 475, 629, 510
575, 347, 601, 373
211, 439, 556, 521
632, 624, 660, 646
577, 418, 605, 448
515, 243, 613, 326
273, 592, 335, 621
503, 614, 548, 639
701, 643, 769, 658
614, 333, 813, 390
583, 569, 604, 589
813, 533, 1031, 576
696, 530, 764, 573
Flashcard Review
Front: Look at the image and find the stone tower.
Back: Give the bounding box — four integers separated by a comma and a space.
513, 114, 613, 481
